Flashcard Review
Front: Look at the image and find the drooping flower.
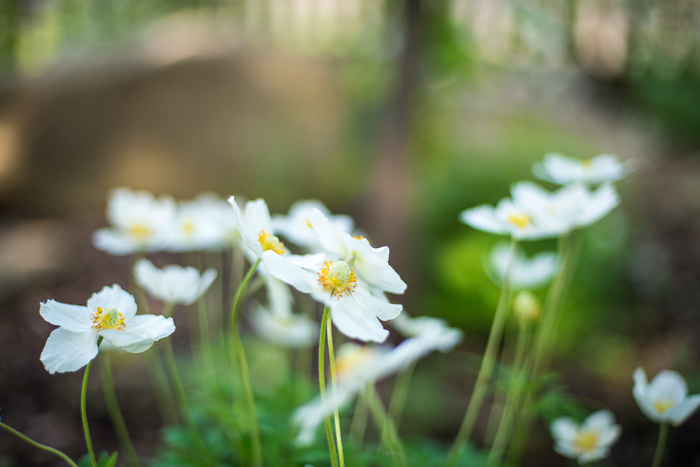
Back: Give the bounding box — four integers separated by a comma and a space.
550, 410, 622, 464
487, 241, 558, 290
92, 187, 176, 255
133, 259, 217, 305
633, 368, 700, 426
272, 200, 354, 249
293, 320, 462, 445
307, 208, 406, 295
40, 285, 175, 373
533, 152, 633, 186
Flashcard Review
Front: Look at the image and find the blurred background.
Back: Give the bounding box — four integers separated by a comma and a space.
0, 0, 699, 465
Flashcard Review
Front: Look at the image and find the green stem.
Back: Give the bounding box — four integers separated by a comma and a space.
198, 294, 213, 365
326, 318, 346, 467
385, 362, 415, 443
447, 239, 518, 466
100, 353, 142, 467
146, 348, 179, 426
349, 389, 369, 446
651, 423, 668, 467
82, 336, 103, 467
365, 385, 408, 467
230, 258, 262, 467
319, 306, 340, 467
488, 321, 530, 465
0, 423, 79, 467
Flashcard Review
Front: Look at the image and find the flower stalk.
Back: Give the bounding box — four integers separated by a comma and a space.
0, 422, 79, 467
326, 317, 346, 467
319, 306, 340, 467
651, 423, 668, 467
82, 336, 103, 467
447, 239, 518, 466
365, 384, 408, 467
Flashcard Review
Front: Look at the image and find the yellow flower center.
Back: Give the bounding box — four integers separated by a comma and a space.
92, 307, 126, 331
259, 230, 286, 255
513, 291, 541, 324
336, 345, 374, 376
573, 430, 599, 453
182, 220, 196, 236
318, 260, 357, 298
128, 224, 152, 240
582, 158, 593, 169
654, 400, 676, 415
507, 213, 531, 228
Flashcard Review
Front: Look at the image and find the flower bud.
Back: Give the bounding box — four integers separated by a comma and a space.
513, 290, 541, 324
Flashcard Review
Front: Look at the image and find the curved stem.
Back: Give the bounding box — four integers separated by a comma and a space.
82, 336, 103, 467
319, 306, 339, 467
326, 318, 346, 467
651, 423, 668, 467
447, 239, 518, 466
100, 353, 141, 467
0, 423, 79, 467
230, 258, 262, 467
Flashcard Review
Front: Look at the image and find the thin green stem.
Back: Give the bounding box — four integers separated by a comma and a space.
230, 258, 262, 467
488, 322, 530, 465
385, 362, 415, 442
447, 239, 519, 466
326, 318, 346, 467
319, 306, 340, 467
365, 385, 408, 467
146, 348, 179, 426
0, 423, 79, 467
349, 389, 369, 446
651, 423, 668, 467
101, 353, 141, 467
82, 336, 103, 467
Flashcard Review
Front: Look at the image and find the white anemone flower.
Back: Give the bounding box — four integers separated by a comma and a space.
390, 312, 461, 352
190, 193, 241, 249
308, 208, 406, 295
511, 181, 620, 234
533, 152, 633, 186
249, 302, 317, 347
272, 200, 354, 249
133, 259, 217, 305
93, 187, 176, 255
487, 241, 558, 290
633, 368, 700, 426
293, 321, 462, 445
551, 410, 622, 464
165, 197, 228, 252
40, 284, 175, 374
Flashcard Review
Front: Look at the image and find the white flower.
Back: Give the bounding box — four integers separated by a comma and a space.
533, 152, 633, 186
293, 321, 462, 445
308, 208, 406, 295
390, 312, 462, 352
633, 368, 700, 426
190, 193, 242, 249
40, 285, 175, 373
248, 303, 317, 347
133, 259, 217, 305
165, 196, 229, 252
272, 200, 354, 249
511, 181, 620, 234
92, 187, 176, 255
487, 241, 558, 290
550, 410, 622, 464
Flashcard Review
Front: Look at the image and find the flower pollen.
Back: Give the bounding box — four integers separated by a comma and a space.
128, 224, 152, 240
259, 230, 286, 254
654, 400, 676, 415
92, 307, 126, 331
507, 213, 531, 228
318, 260, 357, 298
573, 430, 599, 453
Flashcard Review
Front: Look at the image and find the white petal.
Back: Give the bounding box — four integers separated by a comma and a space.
578, 447, 609, 464
40, 300, 93, 333
550, 417, 579, 442
87, 284, 138, 320
352, 248, 407, 294
330, 297, 389, 343
633, 368, 662, 422
193, 268, 218, 303
263, 251, 316, 294
352, 287, 402, 321
309, 208, 348, 256
229, 196, 262, 257
666, 395, 700, 426
40, 328, 98, 374
553, 442, 578, 459
649, 370, 688, 404
459, 205, 507, 235
582, 410, 615, 433
597, 424, 622, 447
101, 315, 175, 353
92, 229, 142, 255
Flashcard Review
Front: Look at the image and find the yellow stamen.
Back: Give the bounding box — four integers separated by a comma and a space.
92, 307, 126, 331
654, 400, 676, 415
582, 158, 593, 168
507, 213, 531, 228
259, 230, 286, 254
128, 224, 152, 240
352, 235, 365, 241
317, 260, 357, 299
573, 430, 599, 453
182, 220, 195, 235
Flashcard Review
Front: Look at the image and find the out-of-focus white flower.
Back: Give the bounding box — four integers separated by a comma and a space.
272, 200, 354, 249
40, 285, 175, 373
248, 303, 317, 347
633, 368, 700, 426
191, 193, 241, 248
390, 312, 462, 352
510, 181, 620, 234
165, 196, 228, 252
293, 321, 462, 445
133, 259, 217, 305
533, 152, 633, 186
93, 188, 176, 255
550, 410, 621, 464
308, 208, 406, 295
488, 241, 558, 290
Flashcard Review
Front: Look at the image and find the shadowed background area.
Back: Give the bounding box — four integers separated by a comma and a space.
0, 1, 699, 466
